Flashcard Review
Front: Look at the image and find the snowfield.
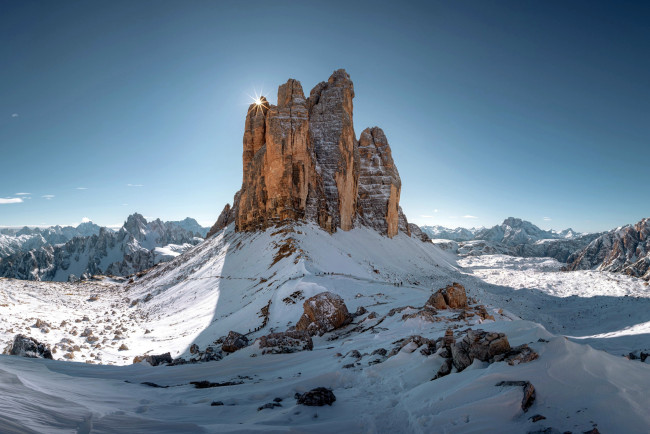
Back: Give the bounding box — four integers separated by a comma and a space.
1, 223, 649, 432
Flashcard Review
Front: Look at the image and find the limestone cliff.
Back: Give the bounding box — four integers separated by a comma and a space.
212, 69, 416, 239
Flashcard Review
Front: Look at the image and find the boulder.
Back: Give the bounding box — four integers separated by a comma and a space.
6, 334, 53, 359
295, 292, 352, 336
426, 283, 468, 310
221, 331, 249, 353
257, 330, 313, 354
296, 387, 336, 406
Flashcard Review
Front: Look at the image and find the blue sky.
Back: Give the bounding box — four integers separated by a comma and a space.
1, 1, 648, 232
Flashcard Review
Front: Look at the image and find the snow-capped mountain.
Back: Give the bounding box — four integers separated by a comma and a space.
419, 225, 480, 241
0, 221, 103, 257
567, 217, 650, 281
0, 213, 203, 281
166, 217, 209, 237
427, 217, 599, 262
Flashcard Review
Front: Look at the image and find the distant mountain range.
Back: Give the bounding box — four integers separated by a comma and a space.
423, 217, 601, 262
0, 214, 209, 281
567, 217, 650, 281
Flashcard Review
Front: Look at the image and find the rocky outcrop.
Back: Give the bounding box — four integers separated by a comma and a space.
295, 292, 352, 336
296, 387, 336, 406
5, 334, 53, 359
426, 283, 468, 310
221, 331, 249, 353
210, 69, 418, 239
207, 204, 232, 238
567, 217, 650, 280
257, 330, 313, 354
450, 329, 511, 372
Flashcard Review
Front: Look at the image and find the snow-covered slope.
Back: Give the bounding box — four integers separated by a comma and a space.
1, 222, 649, 432
0, 214, 203, 281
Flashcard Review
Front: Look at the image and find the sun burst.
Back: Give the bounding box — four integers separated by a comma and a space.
247, 88, 268, 116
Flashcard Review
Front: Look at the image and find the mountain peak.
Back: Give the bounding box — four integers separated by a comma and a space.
213, 69, 410, 238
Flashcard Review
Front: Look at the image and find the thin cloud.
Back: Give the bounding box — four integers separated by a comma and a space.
15, 192, 30, 196
420, 215, 436, 219
75, 187, 88, 190
81, 217, 91, 223
463, 215, 479, 219
42, 195, 55, 200
0, 198, 23, 204
11, 113, 18, 118
543, 217, 552, 221
127, 184, 144, 187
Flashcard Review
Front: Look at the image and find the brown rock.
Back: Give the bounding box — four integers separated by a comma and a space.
428, 283, 468, 310
426, 292, 448, 310
295, 292, 352, 336
209, 69, 413, 238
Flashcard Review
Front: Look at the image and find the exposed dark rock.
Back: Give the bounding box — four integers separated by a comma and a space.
257, 330, 313, 354
190, 380, 244, 389
6, 334, 53, 359
258, 402, 282, 411
296, 387, 336, 406
133, 352, 173, 366
221, 331, 249, 353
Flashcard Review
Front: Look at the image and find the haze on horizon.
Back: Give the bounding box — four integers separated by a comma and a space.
1, 1, 648, 233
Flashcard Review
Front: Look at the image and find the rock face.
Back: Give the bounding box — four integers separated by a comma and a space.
295, 292, 352, 336
356, 127, 401, 237
567, 217, 650, 281
6, 334, 53, 359
211, 69, 415, 239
